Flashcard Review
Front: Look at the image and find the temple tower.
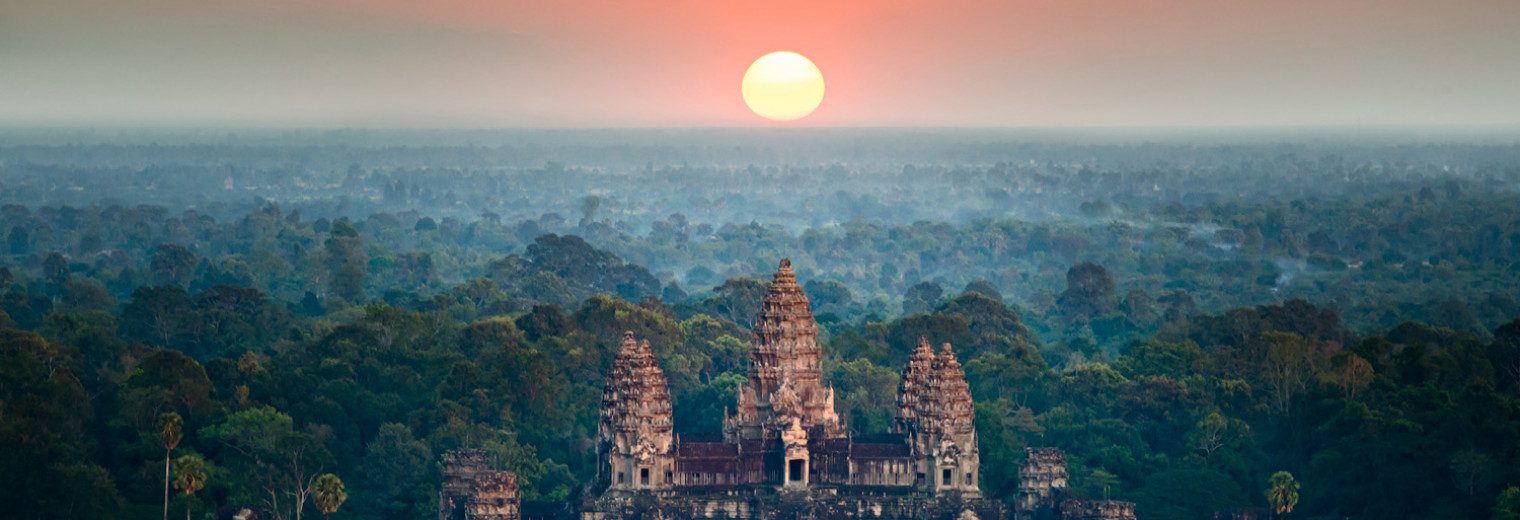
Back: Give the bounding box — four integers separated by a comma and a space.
896, 337, 938, 433
441, 449, 521, 520
598, 332, 675, 493
726, 259, 844, 442
1016, 447, 1069, 518
901, 342, 980, 495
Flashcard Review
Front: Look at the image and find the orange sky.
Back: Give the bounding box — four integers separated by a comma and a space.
2, 0, 1518, 126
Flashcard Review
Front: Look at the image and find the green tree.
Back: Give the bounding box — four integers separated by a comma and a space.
962, 279, 1003, 302
1058, 261, 1116, 321
902, 281, 945, 316
1187, 411, 1250, 468
804, 279, 854, 314
121, 286, 194, 349
172, 454, 208, 520
1266, 471, 1300, 517
1262, 333, 1311, 416
361, 423, 431, 517
158, 412, 183, 520
1333, 352, 1374, 401
1131, 469, 1248, 520
202, 405, 293, 463
1451, 450, 1496, 496
711, 277, 767, 326
313, 474, 347, 519
1086, 468, 1120, 499
150, 243, 197, 287
326, 220, 367, 302
202, 406, 328, 520
7, 225, 29, 254
1496, 486, 1520, 520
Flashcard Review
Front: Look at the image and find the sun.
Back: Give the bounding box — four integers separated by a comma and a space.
742, 51, 825, 122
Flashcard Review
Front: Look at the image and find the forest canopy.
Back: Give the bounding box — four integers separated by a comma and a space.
1, 130, 1518, 520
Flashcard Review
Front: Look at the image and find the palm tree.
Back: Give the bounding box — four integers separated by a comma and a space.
312, 474, 347, 520
158, 412, 184, 520
173, 455, 208, 520
1265, 471, 1300, 518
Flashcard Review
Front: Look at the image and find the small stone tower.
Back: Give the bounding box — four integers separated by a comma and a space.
900, 339, 981, 495
598, 331, 675, 493
1016, 447, 1069, 518
726, 259, 844, 443
441, 449, 521, 520
1016, 447, 1137, 520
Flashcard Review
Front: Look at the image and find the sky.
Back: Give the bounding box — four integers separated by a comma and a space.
2, 0, 1518, 128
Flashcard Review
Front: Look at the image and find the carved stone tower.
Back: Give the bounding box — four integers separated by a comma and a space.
1016, 447, 1069, 518
598, 331, 675, 493
897, 337, 938, 433
441, 449, 521, 520
725, 259, 844, 442
901, 341, 980, 495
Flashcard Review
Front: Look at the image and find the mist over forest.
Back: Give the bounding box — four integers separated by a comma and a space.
4, 128, 1520, 520
5, 129, 1520, 335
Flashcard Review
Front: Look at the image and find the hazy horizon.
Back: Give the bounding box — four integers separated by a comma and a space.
4, 0, 1518, 128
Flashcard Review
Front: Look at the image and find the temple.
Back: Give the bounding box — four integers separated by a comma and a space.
582, 259, 996, 520
1014, 448, 1136, 520
445, 259, 1138, 520
441, 449, 522, 520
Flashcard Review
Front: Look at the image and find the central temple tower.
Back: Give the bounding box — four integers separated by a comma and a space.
725, 259, 844, 443
579, 256, 1010, 520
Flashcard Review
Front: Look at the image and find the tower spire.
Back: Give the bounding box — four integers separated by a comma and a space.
598, 331, 673, 492
727, 259, 843, 441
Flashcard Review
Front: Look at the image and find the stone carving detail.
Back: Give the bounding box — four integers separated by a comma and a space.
467, 472, 521, 520
924, 343, 976, 435
782, 417, 808, 459
440, 449, 521, 520
937, 439, 962, 466
1059, 497, 1137, 520
727, 259, 844, 441
1016, 447, 1136, 520
599, 331, 674, 491
1017, 447, 1070, 515
574, 256, 1008, 520
896, 337, 937, 432
898, 339, 980, 493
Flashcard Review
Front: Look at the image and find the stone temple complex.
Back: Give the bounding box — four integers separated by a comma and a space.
583, 259, 994, 520
444, 259, 1137, 520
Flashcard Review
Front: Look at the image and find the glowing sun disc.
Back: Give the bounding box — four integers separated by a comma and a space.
742, 51, 825, 121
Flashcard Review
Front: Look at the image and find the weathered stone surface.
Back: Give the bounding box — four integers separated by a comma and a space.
896, 338, 937, 433
578, 258, 1001, 520
925, 343, 975, 436
1015, 448, 1135, 520
1057, 498, 1135, 520
582, 488, 1005, 520
469, 472, 523, 520
898, 341, 980, 495
1016, 448, 1069, 517
442, 449, 522, 520
599, 331, 675, 492
727, 259, 843, 442
1212, 508, 1270, 520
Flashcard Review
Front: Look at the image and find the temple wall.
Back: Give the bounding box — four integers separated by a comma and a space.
582, 488, 1005, 520
849, 459, 919, 487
